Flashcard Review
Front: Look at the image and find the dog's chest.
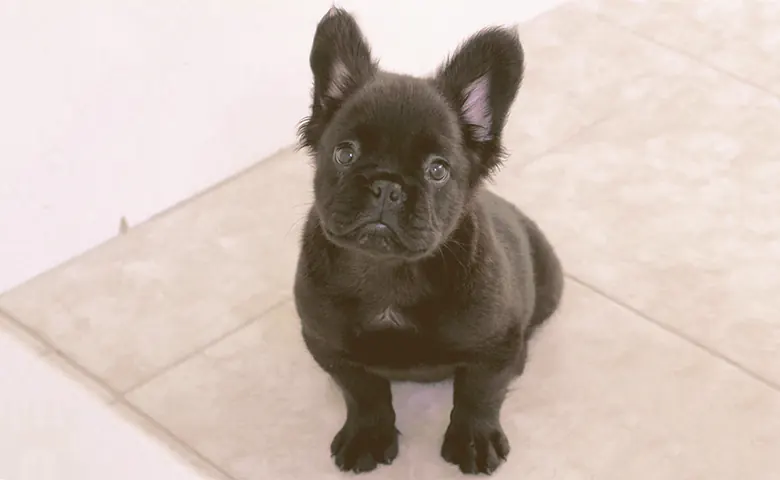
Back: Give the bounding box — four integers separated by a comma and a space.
346, 305, 457, 369
363, 306, 413, 331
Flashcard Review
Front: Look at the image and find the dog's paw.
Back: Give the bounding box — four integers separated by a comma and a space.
441, 418, 510, 475
330, 417, 399, 473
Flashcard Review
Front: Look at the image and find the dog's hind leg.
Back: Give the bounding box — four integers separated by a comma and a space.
522, 214, 564, 337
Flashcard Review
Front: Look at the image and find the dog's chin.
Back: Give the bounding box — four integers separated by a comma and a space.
323, 222, 436, 261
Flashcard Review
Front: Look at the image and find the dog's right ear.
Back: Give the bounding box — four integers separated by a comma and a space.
298, 8, 377, 151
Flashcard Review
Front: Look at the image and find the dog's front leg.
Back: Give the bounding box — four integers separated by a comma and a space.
441, 360, 517, 475
303, 334, 399, 473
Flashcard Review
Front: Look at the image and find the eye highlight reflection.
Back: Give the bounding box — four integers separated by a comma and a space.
333, 141, 359, 166
425, 156, 450, 184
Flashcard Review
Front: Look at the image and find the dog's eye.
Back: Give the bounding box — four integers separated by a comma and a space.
333, 142, 359, 166
426, 158, 450, 183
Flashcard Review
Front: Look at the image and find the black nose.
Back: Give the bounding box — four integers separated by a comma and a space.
370, 180, 405, 206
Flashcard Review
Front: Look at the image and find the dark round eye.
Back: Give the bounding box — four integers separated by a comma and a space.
333, 142, 358, 166
426, 158, 450, 183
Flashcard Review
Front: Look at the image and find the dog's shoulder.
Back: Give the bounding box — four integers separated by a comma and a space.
461, 189, 538, 318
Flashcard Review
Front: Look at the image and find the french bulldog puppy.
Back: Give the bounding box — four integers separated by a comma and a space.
294, 7, 563, 475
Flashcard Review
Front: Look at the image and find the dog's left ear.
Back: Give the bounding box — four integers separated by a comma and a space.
435, 27, 524, 174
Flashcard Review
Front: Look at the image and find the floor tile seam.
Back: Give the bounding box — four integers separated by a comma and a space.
1, 293, 294, 402
584, 7, 780, 102
564, 273, 780, 393
508, 9, 778, 172
122, 296, 293, 395
515, 111, 618, 172
113, 396, 237, 480
1, 305, 235, 478
0, 305, 133, 399
0, 305, 53, 354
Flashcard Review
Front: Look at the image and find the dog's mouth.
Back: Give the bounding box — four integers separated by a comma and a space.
330, 221, 400, 247
325, 221, 426, 258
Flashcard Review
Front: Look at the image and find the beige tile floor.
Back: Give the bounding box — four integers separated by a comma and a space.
2, 1, 780, 478
0, 323, 225, 480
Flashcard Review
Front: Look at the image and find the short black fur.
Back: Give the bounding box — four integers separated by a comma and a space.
294, 7, 563, 475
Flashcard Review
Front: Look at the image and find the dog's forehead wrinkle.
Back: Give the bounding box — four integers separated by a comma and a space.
347, 75, 459, 138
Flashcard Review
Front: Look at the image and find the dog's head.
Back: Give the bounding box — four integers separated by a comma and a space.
298, 8, 524, 261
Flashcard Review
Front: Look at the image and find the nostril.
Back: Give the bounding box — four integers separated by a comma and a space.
370, 182, 383, 198
369, 180, 404, 203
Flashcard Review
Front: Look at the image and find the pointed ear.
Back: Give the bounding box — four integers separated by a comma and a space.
298, 8, 377, 151
435, 27, 524, 173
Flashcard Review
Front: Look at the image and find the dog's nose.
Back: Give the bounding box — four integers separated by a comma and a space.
370, 180, 406, 206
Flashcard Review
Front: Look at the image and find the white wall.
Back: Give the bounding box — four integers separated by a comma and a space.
0, 0, 565, 293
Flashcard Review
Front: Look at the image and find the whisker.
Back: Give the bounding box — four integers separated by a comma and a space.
442, 241, 469, 273
285, 215, 309, 239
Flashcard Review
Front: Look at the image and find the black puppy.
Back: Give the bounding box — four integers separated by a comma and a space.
294, 7, 563, 476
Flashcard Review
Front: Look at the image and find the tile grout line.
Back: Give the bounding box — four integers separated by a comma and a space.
491, 98, 625, 183
564, 273, 780, 394
113, 396, 237, 480
502, 30, 687, 176
0, 306, 129, 401
0, 305, 56, 354
0, 304, 250, 480
586, 9, 780, 102
0, 307, 238, 480
518, 111, 618, 170
122, 296, 293, 395
500, 4, 775, 177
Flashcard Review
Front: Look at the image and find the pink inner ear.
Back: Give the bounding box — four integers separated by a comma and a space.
462, 76, 492, 141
